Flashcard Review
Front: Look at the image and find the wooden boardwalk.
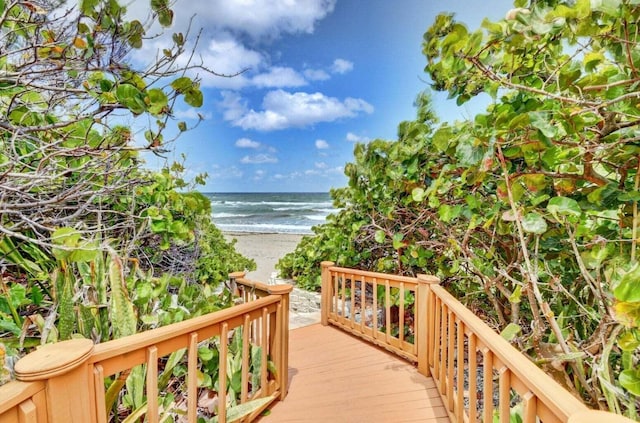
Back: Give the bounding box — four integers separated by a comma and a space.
258, 324, 449, 423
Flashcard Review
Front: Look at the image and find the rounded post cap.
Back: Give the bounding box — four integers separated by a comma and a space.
320, 261, 335, 268
15, 338, 94, 381
568, 410, 636, 423
268, 283, 293, 295
417, 274, 440, 284
228, 271, 246, 279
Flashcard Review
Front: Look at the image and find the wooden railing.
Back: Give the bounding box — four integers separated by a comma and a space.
320, 262, 633, 423
0, 275, 291, 423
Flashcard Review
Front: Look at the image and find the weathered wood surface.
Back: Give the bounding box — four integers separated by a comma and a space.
258, 324, 449, 422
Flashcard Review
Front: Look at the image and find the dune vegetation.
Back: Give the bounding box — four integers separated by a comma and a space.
278, 0, 640, 417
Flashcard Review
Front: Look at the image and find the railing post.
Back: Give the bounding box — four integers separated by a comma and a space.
14, 338, 95, 423
568, 410, 637, 422
267, 283, 293, 401
320, 261, 335, 326
228, 270, 246, 297
416, 274, 440, 377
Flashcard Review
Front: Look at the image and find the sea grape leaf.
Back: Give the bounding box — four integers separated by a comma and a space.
500, 323, 521, 341
412, 187, 425, 202
547, 197, 581, 220
620, 368, 640, 396
521, 212, 548, 234
613, 263, 640, 302
392, 233, 405, 250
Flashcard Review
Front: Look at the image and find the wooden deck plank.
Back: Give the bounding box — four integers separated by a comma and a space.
258, 324, 449, 423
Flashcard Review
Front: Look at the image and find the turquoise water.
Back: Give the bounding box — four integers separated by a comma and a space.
205, 192, 334, 234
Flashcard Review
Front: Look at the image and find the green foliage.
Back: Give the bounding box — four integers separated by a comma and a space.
0, 4, 255, 414
280, 0, 640, 416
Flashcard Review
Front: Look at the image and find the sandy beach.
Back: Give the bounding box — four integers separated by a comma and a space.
223, 232, 305, 283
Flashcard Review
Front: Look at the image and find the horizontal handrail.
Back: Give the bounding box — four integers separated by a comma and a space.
429, 283, 587, 422
320, 262, 635, 423
321, 262, 421, 362
0, 275, 292, 423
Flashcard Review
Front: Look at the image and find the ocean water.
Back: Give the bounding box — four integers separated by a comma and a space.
206, 192, 334, 234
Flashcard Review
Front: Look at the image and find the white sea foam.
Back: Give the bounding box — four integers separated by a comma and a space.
216, 223, 312, 234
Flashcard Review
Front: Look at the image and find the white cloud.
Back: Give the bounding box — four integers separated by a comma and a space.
226, 90, 374, 131
240, 154, 278, 164
315, 161, 328, 169
331, 58, 354, 74
187, 0, 337, 39
304, 68, 330, 81
253, 170, 266, 180
174, 108, 212, 120
125, 1, 339, 90
252, 67, 307, 88
209, 165, 243, 179
346, 132, 370, 143
219, 91, 248, 122
235, 138, 261, 149
315, 139, 330, 149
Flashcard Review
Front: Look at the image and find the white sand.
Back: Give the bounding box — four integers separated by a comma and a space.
223, 232, 304, 283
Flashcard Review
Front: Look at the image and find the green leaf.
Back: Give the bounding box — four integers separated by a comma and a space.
547, 197, 581, 220
392, 233, 405, 250
591, 0, 622, 17
411, 187, 425, 202
171, 77, 192, 92
618, 330, 640, 351
184, 88, 203, 108
198, 347, 214, 361
620, 368, 640, 396
529, 112, 558, 139
500, 323, 521, 341
80, 0, 99, 14
177, 121, 187, 132
146, 88, 168, 115
521, 212, 547, 234
613, 263, 640, 302
116, 84, 146, 114
374, 230, 386, 244
432, 126, 452, 152
158, 9, 174, 27
509, 285, 523, 304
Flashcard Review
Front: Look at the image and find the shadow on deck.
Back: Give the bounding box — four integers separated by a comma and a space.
258, 324, 448, 422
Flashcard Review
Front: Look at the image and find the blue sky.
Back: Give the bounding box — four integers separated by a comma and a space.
129, 0, 515, 192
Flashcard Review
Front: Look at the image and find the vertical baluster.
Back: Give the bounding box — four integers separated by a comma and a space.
438, 303, 447, 394
385, 280, 391, 344
340, 272, 346, 319
499, 368, 510, 423
433, 296, 442, 389
482, 348, 493, 423
468, 334, 478, 423
219, 323, 229, 423
333, 270, 339, 320
399, 282, 405, 344
146, 346, 158, 423
447, 310, 455, 411
350, 274, 356, 327
17, 399, 37, 423
261, 308, 268, 392
522, 392, 537, 423
188, 333, 198, 422
360, 277, 367, 334
93, 365, 107, 423
241, 315, 250, 404
373, 277, 378, 335
456, 319, 465, 422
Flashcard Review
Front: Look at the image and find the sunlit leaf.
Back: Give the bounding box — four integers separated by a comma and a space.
620, 368, 640, 396
521, 212, 547, 234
